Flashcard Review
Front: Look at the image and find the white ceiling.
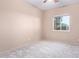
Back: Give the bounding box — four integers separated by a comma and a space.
26, 0, 79, 10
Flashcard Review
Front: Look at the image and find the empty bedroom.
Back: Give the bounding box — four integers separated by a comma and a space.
0, 0, 79, 58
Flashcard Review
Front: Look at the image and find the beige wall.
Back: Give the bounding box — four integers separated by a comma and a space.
0, 0, 79, 52
43, 4, 79, 43
0, 0, 42, 52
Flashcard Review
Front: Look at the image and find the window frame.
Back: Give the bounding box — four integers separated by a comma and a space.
52, 14, 70, 32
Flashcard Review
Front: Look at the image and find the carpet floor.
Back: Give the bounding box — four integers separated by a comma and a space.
0, 41, 79, 58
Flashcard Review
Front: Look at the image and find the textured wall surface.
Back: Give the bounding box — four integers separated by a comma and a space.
43, 4, 79, 43
0, 0, 42, 52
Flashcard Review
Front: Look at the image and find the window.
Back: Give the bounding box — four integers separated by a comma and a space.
53, 15, 70, 31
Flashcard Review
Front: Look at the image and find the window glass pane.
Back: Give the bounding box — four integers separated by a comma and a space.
54, 15, 70, 31
60, 16, 70, 30
54, 17, 61, 30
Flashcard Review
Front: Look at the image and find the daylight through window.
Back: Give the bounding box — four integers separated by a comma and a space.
54, 15, 70, 31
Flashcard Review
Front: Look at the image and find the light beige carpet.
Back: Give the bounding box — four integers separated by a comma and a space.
0, 41, 79, 58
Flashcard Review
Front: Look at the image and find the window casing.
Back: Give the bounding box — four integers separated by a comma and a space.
53, 15, 70, 31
